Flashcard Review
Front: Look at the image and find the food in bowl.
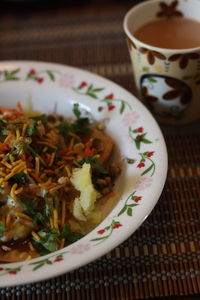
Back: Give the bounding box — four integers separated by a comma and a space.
0, 103, 120, 262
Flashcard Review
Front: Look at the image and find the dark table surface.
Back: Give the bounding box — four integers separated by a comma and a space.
0, 1, 199, 299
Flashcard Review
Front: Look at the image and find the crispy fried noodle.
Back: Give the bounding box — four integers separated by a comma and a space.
0, 103, 120, 262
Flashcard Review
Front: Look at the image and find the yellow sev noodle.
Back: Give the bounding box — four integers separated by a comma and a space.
4, 161, 26, 181
35, 157, 40, 177
48, 152, 55, 167
37, 141, 56, 150
31, 231, 40, 241
50, 218, 54, 229
0, 170, 6, 177
16, 129, 20, 139
60, 238, 65, 249
4, 134, 12, 144
1, 161, 12, 169
12, 159, 23, 166
53, 209, 59, 228
14, 186, 23, 195
25, 255, 32, 261
61, 200, 66, 226
10, 183, 18, 201
22, 123, 28, 137
28, 242, 35, 252
15, 212, 32, 221
68, 137, 74, 150
6, 214, 11, 227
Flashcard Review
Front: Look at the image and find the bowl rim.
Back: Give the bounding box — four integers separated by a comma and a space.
0, 60, 168, 287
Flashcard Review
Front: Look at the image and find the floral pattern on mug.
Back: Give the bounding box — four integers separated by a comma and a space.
168, 53, 200, 69
163, 77, 192, 104
141, 86, 158, 109
127, 37, 137, 50
156, 0, 183, 18
139, 48, 166, 65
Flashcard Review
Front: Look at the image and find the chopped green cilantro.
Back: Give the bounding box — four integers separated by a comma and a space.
76, 155, 108, 174
60, 224, 83, 246
0, 221, 6, 238
55, 143, 62, 150
30, 114, 47, 126
26, 123, 38, 137
56, 104, 91, 140
10, 141, 24, 156
31, 223, 83, 255
20, 198, 48, 225
73, 103, 81, 119
35, 228, 59, 253
0, 120, 8, 141
56, 121, 70, 140
9, 172, 27, 185
0, 128, 8, 136
45, 202, 52, 219
71, 117, 91, 135
31, 240, 49, 256
42, 146, 54, 153
25, 144, 39, 157
0, 119, 7, 127
60, 224, 70, 239
65, 232, 83, 245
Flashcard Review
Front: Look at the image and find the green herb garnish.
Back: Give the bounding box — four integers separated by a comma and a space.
60, 224, 83, 246
60, 224, 70, 239
71, 117, 91, 135
30, 114, 47, 126
35, 228, 59, 253
10, 141, 24, 156
9, 172, 27, 185
56, 121, 70, 140
0, 120, 8, 140
57, 104, 91, 140
0, 221, 6, 238
76, 155, 108, 174
42, 146, 54, 153
0, 128, 8, 136
45, 202, 52, 219
25, 144, 39, 157
26, 123, 38, 137
31, 240, 49, 256
0, 119, 7, 127
65, 232, 83, 245
73, 103, 81, 119
20, 198, 48, 225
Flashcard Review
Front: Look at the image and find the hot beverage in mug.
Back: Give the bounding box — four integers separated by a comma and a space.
134, 18, 200, 50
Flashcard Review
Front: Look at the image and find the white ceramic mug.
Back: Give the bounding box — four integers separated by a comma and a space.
123, 0, 200, 124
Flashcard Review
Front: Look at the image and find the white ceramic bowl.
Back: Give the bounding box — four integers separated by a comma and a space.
0, 61, 168, 287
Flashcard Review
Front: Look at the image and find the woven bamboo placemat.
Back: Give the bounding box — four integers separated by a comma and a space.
0, 2, 199, 299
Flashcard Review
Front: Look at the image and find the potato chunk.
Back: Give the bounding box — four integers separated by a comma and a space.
71, 163, 98, 221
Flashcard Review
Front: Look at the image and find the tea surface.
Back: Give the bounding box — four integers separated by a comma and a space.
134, 18, 200, 49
